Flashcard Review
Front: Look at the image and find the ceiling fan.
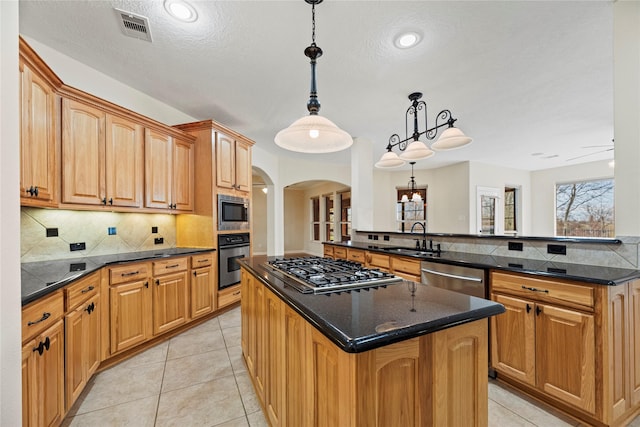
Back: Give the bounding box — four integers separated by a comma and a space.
566, 140, 614, 162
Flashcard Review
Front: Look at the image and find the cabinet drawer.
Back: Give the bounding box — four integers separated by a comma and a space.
22, 291, 64, 343
219, 285, 241, 308
191, 253, 213, 269
65, 271, 100, 311
491, 271, 595, 310
110, 263, 149, 285
333, 247, 347, 259
153, 257, 188, 276
323, 245, 334, 258
391, 256, 421, 276
366, 252, 390, 271
347, 249, 365, 264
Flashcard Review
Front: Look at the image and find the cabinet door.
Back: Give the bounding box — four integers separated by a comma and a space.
191, 266, 214, 319
234, 139, 251, 193
252, 279, 266, 401
85, 294, 101, 378
490, 294, 535, 386
241, 270, 255, 374
631, 280, 640, 407
264, 289, 284, 427
110, 279, 151, 354
65, 304, 85, 407
172, 137, 194, 211
22, 339, 37, 427
62, 98, 106, 205
535, 303, 596, 414
216, 132, 235, 190
145, 129, 172, 209
284, 305, 307, 427
105, 115, 143, 207
153, 271, 188, 335
37, 320, 65, 427
20, 63, 57, 206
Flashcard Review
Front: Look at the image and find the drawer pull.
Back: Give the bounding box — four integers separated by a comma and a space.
81, 285, 95, 294
232, 291, 241, 296
197, 259, 208, 263
121, 271, 140, 277
521, 285, 549, 293
27, 312, 51, 326
165, 264, 180, 268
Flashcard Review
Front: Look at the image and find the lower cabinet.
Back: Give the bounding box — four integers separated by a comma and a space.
218, 284, 241, 309
22, 319, 65, 427
152, 269, 188, 335
110, 276, 152, 354
190, 253, 216, 319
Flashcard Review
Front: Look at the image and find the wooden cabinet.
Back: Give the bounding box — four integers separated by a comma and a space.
144, 129, 194, 211
632, 281, 640, 407
109, 263, 152, 354
323, 245, 334, 259
218, 284, 241, 309
64, 272, 101, 410
333, 246, 347, 260
152, 258, 189, 335
366, 251, 390, 271
62, 98, 144, 208
390, 256, 421, 282
22, 291, 65, 427
347, 248, 365, 263
190, 253, 216, 319
216, 132, 252, 194
20, 60, 58, 207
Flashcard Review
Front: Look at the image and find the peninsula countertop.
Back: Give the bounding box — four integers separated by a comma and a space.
238, 255, 505, 353
21, 247, 215, 306
325, 241, 640, 286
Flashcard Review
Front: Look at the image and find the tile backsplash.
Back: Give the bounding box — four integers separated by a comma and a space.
21, 207, 176, 262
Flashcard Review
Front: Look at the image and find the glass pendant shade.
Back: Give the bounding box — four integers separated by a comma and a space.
398, 140, 435, 160
401, 194, 409, 203
431, 127, 473, 150
412, 192, 422, 202
274, 115, 353, 153
375, 150, 405, 168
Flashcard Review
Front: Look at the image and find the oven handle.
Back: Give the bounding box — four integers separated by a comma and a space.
421, 268, 483, 283
219, 243, 251, 249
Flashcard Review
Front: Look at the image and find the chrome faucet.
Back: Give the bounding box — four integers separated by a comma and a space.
410, 222, 427, 250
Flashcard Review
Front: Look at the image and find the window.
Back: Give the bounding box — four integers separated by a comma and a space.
323, 194, 334, 241
555, 178, 614, 238
504, 187, 517, 233
339, 191, 351, 242
396, 187, 427, 232
311, 196, 320, 241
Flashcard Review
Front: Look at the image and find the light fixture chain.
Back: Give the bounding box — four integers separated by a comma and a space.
311, 2, 316, 44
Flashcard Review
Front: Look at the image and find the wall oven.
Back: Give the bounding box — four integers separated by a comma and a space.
218, 194, 249, 231
218, 233, 250, 290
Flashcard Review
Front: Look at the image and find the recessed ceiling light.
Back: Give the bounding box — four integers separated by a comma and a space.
164, 0, 198, 23
395, 32, 420, 49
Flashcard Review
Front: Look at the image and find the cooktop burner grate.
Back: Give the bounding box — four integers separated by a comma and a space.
264, 256, 403, 294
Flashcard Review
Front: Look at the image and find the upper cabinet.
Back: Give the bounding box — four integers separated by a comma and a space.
19, 44, 61, 208
144, 129, 194, 211
216, 132, 252, 194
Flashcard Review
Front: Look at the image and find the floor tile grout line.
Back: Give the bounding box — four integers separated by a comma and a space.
489, 398, 539, 426
153, 342, 170, 427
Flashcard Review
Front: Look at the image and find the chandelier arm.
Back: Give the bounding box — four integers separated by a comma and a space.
425, 110, 456, 140
388, 133, 410, 152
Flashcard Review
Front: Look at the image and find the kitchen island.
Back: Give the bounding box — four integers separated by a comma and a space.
238, 256, 505, 427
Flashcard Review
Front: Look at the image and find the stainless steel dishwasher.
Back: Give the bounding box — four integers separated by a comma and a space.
420, 260, 487, 299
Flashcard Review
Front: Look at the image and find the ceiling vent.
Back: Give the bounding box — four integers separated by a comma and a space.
114, 8, 152, 42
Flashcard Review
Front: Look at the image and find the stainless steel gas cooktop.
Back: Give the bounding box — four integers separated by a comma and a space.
264, 256, 403, 294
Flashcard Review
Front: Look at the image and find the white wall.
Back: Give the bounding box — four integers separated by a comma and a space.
530, 159, 613, 236
283, 189, 306, 253
1, 2, 22, 424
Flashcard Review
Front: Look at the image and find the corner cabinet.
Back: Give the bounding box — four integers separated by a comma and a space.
19, 59, 59, 208
491, 271, 640, 426
144, 129, 194, 212
216, 132, 252, 194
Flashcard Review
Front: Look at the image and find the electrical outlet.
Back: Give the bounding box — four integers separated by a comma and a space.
152, 226, 158, 233
547, 244, 566, 255
108, 227, 117, 235
70, 242, 86, 252
368, 234, 373, 240
373, 235, 379, 241
154, 237, 164, 245
508, 241, 523, 251
46, 228, 58, 237
383, 235, 390, 241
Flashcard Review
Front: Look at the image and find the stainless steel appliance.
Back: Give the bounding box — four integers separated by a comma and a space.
420, 260, 486, 298
265, 257, 402, 294
218, 194, 249, 231
218, 233, 250, 289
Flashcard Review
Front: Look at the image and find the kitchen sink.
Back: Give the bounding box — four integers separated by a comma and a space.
380, 247, 441, 258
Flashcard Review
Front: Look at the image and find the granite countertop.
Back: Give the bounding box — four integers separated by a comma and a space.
239, 256, 505, 353
326, 241, 640, 286
21, 247, 215, 306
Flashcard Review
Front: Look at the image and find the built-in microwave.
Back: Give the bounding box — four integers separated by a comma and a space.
218, 194, 249, 231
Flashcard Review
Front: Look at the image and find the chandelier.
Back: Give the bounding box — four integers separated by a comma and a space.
401, 162, 422, 203
375, 92, 472, 168
274, 0, 353, 153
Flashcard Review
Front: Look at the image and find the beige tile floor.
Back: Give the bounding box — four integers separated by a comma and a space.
63, 306, 640, 427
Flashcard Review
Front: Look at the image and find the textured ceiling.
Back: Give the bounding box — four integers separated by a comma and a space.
19, 0, 615, 172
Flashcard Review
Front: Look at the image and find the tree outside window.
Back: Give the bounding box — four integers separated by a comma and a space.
311, 196, 320, 241
504, 187, 517, 233
339, 191, 351, 242
555, 179, 614, 238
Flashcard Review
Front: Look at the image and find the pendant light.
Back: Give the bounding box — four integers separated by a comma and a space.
401, 162, 423, 203
274, 0, 353, 153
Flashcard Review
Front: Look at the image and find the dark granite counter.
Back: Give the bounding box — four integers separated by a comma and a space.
326, 241, 640, 286
21, 247, 215, 306
239, 256, 505, 353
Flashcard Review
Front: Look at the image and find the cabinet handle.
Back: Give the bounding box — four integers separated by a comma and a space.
521, 285, 549, 294
27, 312, 51, 326
26, 186, 39, 197
144, 281, 149, 288
85, 302, 95, 314
193, 271, 197, 277
33, 341, 44, 356
156, 279, 160, 286
166, 264, 180, 269
197, 259, 208, 263
536, 306, 542, 316
102, 197, 107, 205
121, 271, 140, 277
43, 336, 50, 351
34, 186, 39, 196
526, 304, 531, 313
232, 291, 241, 296
81, 285, 95, 294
